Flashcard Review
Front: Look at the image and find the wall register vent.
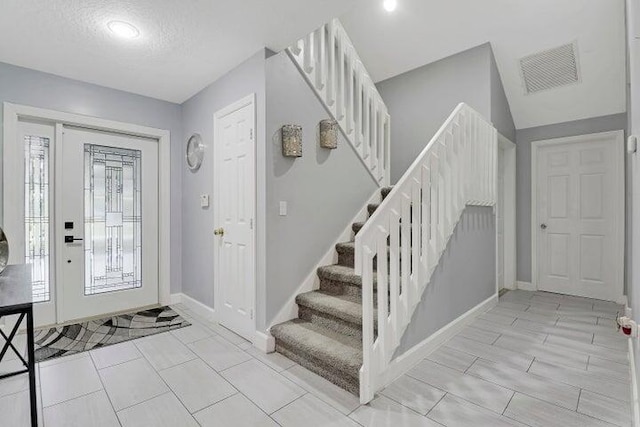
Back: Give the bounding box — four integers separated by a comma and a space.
520, 42, 580, 94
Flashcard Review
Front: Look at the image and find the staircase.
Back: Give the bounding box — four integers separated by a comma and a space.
270, 186, 392, 394
272, 19, 498, 404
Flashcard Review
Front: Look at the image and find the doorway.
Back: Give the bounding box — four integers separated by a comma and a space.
3, 104, 170, 328
213, 94, 256, 341
497, 134, 517, 292
532, 131, 624, 302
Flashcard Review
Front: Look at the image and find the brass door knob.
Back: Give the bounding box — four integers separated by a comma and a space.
214, 227, 225, 236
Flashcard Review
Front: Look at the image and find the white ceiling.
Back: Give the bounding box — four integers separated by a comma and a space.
340, 0, 627, 129
0, 0, 356, 103
0, 0, 627, 128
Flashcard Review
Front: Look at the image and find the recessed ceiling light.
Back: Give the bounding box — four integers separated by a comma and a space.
107, 21, 140, 39
383, 0, 397, 12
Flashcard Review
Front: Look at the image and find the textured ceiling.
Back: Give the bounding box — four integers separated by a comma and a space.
340, 0, 627, 129
0, 0, 356, 103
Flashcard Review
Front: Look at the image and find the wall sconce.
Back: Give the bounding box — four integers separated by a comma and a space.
282, 125, 303, 157
319, 119, 338, 149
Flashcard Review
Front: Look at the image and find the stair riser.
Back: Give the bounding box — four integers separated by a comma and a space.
337, 251, 355, 268
274, 342, 359, 395
319, 277, 364, 298
298, 305, 362, 339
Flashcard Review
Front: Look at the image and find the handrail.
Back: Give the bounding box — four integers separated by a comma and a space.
286, 19, 390, 186
354, 103, 497, 403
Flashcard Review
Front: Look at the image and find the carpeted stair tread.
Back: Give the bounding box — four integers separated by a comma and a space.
296, 291, 363, 325
352, 222, 365, 234
270, 319, 362, 376
335, 241, 355, 254
367, 203, 379, 216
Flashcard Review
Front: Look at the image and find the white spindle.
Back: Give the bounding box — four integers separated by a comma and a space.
346, 51, 354, 134
303, 33, 314, 73
336, 37, 344, 120
327, 23, 336, 107
315, 27, 325, 90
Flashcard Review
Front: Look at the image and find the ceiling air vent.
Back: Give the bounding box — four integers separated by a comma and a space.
519, 43, 580, 94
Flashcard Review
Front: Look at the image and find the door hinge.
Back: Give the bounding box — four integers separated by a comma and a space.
250, 218, 253, 229
250, 309, 254, 320
250, 128, 254, 140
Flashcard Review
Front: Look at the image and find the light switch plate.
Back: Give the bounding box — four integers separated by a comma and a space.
200, 194, 210, 208
279, 201, 287, 216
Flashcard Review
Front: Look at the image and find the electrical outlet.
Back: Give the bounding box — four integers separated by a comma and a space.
279, 201, 287, 216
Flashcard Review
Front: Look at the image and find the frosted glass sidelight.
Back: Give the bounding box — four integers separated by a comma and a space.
84, 144, 142, 295
24, 135, 51, 302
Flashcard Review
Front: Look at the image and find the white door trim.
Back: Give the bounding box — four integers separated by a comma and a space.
498, 133, 517, 291
2, 102, 172, 314
213, 93, 257, 339
530, 130, 625, 302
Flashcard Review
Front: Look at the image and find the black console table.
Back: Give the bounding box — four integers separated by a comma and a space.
0, 265, 37, 426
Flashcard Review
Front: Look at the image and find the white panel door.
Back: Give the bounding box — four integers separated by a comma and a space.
536, 132, 623, 301
214, 97, 255, 341
59, 128, 159, 322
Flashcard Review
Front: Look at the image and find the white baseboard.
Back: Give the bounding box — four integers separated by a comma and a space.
267, 189, 382, 330
516, 281, 536, 291
629, 338, 640, 426
169, 293, 182, 305
173, 293, 216, 322
380, 293, 498, 389
254, 330, 276, 353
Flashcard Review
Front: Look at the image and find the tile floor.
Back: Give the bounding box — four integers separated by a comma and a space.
0, 290, 631, 426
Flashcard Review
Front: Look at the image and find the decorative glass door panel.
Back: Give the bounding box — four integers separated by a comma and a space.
24, 135, 51, 303
84, 145, 142, 295
12, 121, 58, 327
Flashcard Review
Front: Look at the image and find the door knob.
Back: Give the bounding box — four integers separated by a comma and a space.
540, 223, 547, 230
214, 228, 225, 236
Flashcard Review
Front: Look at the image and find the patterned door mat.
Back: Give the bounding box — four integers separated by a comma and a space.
34, 306, 190, 363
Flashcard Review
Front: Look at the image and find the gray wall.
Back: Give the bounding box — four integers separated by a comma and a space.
395, 206, 496, 356
0, 61, 184, 293
514, 113, 628, 283
180, 50, 268, 309
490, 53, 516, 142
377, 44, 493, 183
376, 43, 514, 183
263, 51, 377, 329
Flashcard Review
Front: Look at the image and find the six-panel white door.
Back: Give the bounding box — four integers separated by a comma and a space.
60, 128, 159, 322
536, 132, 624, 301
214, 96, 256, 341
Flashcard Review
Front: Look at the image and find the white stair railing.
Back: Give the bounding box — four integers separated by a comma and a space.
287, 19, 390, 186
354, 103, 498, 403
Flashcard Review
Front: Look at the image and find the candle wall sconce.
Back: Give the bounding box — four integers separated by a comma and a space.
282, 124, 303, 157
319, 119, 338, 149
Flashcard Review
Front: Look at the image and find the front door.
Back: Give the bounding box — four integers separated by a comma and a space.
59, 128, 159, 322
535, 131, 624, 301
214, 96, 256, 341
